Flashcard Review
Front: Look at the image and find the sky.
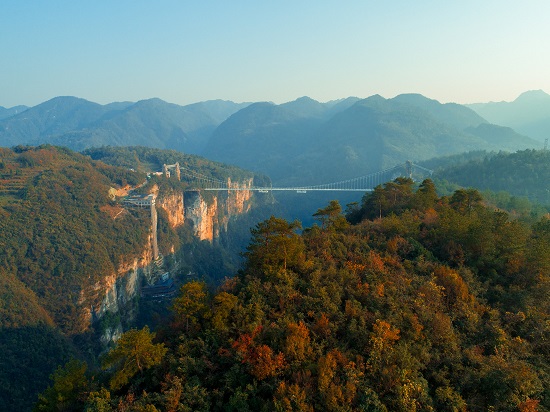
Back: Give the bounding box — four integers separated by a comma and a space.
2, 1, 550, 108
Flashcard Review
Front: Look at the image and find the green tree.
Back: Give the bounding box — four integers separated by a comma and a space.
34, 359, 88, 412
172, 281, 210, 333
101, 327, 166, 391
361, 177, 414, 219
211, 291, 238, 332
413, 178, 438, 211
245, 216, 303, 273
362, 185, 389, 219
313, 200, 348, 231
450, 188, 482, 214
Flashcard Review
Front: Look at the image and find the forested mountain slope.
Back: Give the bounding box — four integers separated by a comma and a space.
0, 145, 149, 410
0, 145, 269, 411
0, 145, 149, 334
0, 97, 249, 153
204, 94, 540, 186
39, 179, 549, 411
432, 149, 550, 205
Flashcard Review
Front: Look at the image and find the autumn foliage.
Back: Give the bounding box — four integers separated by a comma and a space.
37, 178, 549, 411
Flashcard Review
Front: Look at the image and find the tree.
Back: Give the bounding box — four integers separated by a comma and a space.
245, 216, 303, 274
210, 291, 238, 332
313, 200, 348, 231
413, 178, 438, 211
384, 177, 414, 213
362, 185, 389, 219
34, 359, 88, 412
361, 178, 414, 220
101, 327, 166, 390
172, 281, 210, 333
450, 189, 482, 214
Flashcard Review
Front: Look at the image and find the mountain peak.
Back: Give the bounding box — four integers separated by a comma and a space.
280, 96, 326, 118
515, 89, 550, 103
392, 93, 439, 104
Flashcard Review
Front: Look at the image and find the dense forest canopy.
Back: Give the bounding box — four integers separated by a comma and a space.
0, 145, 273, 411
0, 145, 150, 334
0, 145, 151, 411
433, 149, 550, 205
83, 146, 260, 184
37, 179, 549, 411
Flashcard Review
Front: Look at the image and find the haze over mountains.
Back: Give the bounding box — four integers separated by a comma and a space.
0, 105, 28, 121
0, 92, 544, 186
204, 93, 539, 185
0, 97, 250, 153
467, 90, 550, 142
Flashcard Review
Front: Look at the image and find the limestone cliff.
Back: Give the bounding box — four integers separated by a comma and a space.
156, 190, 185, 228
83, 228, 156, 327
89, 177, 260, 344
184, 191, 219, 242
221, 178, 254, 232
184, 178, 254, 242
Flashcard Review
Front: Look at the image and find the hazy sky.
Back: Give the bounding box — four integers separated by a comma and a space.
2, 1, 549, 107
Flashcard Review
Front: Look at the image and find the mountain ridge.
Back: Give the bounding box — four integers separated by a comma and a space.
466, 89, 550, 141
204, 93, 539, 186
0, 93, 542, 188
0, 97, 251, 153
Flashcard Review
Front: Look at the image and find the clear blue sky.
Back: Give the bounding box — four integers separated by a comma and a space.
2, 1, 549, 107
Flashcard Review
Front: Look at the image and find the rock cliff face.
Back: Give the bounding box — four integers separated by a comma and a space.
155, 179, 254, 242
183, 178, 254, 241
156, 190, 185, 228
184, 191, 218, 242
91, 180, 256, 343
83, 230, 156, 330
221, 178, 254, 231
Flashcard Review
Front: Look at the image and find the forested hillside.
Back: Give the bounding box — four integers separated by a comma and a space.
0, 97, 249, 153
82, 146, 261, 184
204, 94, 539, 186
0, 145, 271, 411
39, 179, 549, 411
433, 149, 550, 205
0, 145, 150, 411
0, 145, 149, 334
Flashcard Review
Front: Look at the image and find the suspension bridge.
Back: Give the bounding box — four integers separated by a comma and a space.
177, 161, 433, 193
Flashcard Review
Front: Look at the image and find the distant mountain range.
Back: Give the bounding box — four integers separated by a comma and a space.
0, 105, 28, 121
467, 90, 550, 142
0, 97, 250, 153
204, 93, 539, 185
0, 93, 542, 186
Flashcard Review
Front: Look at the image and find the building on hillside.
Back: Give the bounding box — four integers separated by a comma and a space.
122, 193, 156, 208
141, 272, 176, 300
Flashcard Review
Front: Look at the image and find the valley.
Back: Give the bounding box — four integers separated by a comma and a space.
0, 91, 549, 411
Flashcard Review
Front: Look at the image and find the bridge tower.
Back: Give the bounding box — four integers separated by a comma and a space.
162, 163, 181, 180
405, 160, 413, 179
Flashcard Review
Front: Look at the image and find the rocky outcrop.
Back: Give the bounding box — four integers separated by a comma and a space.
220, 178, 254, 232
184, 178, 254, 242
156, 190, 185, 228
91, 178, 257, 343
151, 203, 159, 260
184, 190, 219, 242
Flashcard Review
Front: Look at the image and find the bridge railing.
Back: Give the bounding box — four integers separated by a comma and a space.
179, 162, 433, 192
